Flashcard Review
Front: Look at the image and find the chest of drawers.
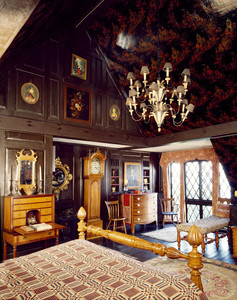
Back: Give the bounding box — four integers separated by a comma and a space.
121, 193, 157, 234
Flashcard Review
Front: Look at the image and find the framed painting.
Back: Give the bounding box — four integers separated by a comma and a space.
71, 54, 87, 80
124, 162, 141, 189
64, 84, 92, 124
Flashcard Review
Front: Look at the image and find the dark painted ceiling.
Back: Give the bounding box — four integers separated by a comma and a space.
88, 0, 237, 137
1, 0, 236, 137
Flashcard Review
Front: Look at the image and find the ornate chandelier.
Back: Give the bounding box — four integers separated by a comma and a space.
126, 63, 195, 132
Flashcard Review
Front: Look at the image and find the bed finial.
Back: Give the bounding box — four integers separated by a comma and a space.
187, 225, 203, 292
77, 207, 87, 240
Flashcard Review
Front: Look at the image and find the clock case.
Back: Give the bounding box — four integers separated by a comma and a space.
83, 149, 106, 178
83, 149, 106, 239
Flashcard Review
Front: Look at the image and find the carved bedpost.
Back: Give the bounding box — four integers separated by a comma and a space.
77, 207, 87, 239
187, 225, 204, 292
76, 207, 204, 291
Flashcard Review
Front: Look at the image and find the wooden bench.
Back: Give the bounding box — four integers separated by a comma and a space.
177, 215, 230, 255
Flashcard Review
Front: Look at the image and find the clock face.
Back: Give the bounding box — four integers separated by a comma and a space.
91, 157, 101, 174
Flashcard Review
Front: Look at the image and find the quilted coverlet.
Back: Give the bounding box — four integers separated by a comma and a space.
0, 239, 207, 299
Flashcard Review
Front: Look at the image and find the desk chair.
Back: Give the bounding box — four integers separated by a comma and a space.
105, 200, 127, 234
160, 198, 179, 227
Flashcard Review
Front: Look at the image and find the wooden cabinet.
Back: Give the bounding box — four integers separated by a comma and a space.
3, 194, 65, 260
121, 193, 157, 234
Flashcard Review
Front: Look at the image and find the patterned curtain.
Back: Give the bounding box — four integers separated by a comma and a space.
211, 136, 237, 192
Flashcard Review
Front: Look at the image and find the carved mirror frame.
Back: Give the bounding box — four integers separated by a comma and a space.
52, 157, 72, 195
16, 149, 38, 195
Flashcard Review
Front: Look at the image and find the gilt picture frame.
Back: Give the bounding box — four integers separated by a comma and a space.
71, 54, 87, 80
64, 84, 92, 124
124, 162, 141, 189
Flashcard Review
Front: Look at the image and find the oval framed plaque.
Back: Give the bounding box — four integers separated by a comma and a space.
21, 82, 39, 104
109, 104, 120, 121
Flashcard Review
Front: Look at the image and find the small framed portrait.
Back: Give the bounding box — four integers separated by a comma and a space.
124, 162, 141, 189
109, 104, 120, 121
21, 82, 39, 104
71, 54, 87, 80
64, 84, 92, 124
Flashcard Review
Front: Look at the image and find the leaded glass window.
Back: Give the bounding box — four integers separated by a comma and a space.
184, 160, 212, 222
168, 162, 180, 220
219, 163, 231, 198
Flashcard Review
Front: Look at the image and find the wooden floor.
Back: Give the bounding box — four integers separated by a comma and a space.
91, 223, 237, 265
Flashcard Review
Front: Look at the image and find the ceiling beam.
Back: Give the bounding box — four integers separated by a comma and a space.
146, 121, 237, 147
75, 0, 119, 29
0, 115, 147, 148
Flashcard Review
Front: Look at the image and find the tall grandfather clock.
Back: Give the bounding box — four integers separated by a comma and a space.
83, 148, 106, 239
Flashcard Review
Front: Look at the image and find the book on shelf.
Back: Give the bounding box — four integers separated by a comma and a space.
29, 223, 52, 231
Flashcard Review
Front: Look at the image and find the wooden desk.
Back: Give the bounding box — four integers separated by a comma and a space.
3, 223, 65, 260
121, 193, 157, 234
3, 194, 66, 260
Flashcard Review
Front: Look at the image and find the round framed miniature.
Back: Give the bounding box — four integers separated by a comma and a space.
21, 82, 39, 104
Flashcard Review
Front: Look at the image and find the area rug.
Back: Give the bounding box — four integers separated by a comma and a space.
144, 255, 237, 299
141, 226, 182, 242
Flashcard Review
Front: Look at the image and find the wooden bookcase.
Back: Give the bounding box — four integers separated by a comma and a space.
143, 160, 150, 191
110, 158, 120, 193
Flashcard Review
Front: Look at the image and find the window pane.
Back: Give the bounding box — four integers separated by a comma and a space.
219, 163, 231, 198
185, 161, 199, 199
187, 204, 200, 222
203, 205, 212, 218
201, 161, 212, 200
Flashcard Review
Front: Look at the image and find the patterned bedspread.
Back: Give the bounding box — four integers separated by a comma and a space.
0, 239, 207, 299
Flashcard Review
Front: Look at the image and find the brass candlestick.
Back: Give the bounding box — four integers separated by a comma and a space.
8, 179, 14, 196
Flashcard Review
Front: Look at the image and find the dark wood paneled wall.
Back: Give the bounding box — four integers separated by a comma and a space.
0, 24, 155, 260
0, 26, 143, 144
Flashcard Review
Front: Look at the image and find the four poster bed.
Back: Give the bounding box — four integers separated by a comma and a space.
0, 207, 207, 299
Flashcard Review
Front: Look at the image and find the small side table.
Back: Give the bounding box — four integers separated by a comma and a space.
231, 226, 237, 258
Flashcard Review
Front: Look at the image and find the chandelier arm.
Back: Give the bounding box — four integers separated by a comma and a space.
136, 97, 147, 104
173, 119, 184, 127
166, 103, 181, 117
130, 114, 143, 122
130, 109, 143, 122
143, 115, 151, 124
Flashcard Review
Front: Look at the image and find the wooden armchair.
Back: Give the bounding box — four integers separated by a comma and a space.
216, 197, 231, 218
105, 200, 127, 233
160, 198, 179, 227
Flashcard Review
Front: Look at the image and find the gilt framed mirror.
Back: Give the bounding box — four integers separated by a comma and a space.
16, 149, 37, 195
52, 157, 72, 196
